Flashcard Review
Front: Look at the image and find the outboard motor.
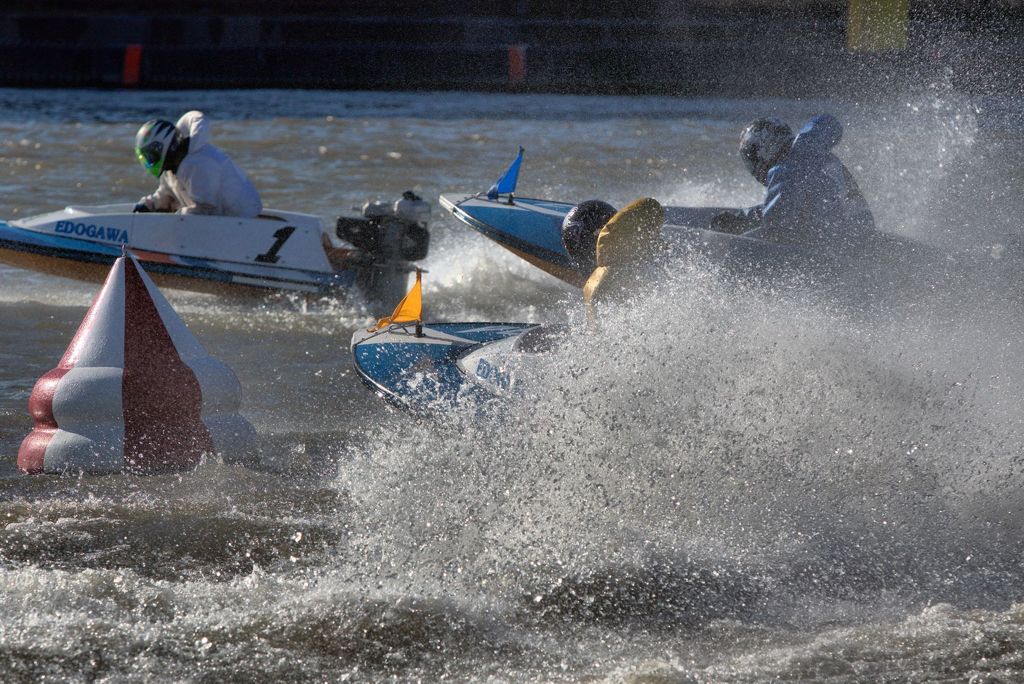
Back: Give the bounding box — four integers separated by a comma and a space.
336, 190, 430, 263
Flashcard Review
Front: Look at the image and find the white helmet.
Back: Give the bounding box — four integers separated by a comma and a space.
739, 118, 794, 185
134, 119, 177, 177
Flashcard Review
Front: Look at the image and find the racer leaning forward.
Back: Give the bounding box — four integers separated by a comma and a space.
560, 114, 877, 315
133, 111, 263, 218
711, 114, 876, 253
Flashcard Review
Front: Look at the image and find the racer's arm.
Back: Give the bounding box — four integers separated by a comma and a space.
738, 164, 806, 242
710, 205, 763, 234
709, 168, 793, 235
137, 175, 178, 213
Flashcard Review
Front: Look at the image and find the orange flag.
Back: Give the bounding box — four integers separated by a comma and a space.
369, 268, 422, 331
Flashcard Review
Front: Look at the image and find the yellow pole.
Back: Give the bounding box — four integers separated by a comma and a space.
848, 0, 909, 51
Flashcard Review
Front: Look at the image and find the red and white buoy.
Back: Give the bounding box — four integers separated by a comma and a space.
18, 252, 256, 474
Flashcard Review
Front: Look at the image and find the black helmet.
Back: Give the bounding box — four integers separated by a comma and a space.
739, 118, 794, 185
561, 200, 617, 273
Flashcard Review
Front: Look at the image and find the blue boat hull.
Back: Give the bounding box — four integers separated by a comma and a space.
351, 322, 538, 410
439, 194, 807, 287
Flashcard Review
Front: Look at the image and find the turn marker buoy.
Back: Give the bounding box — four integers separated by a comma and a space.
18, 252, 256, 474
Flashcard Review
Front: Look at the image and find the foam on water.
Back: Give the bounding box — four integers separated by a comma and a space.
3, 89, 1024, 680
339, 254, 1024, 643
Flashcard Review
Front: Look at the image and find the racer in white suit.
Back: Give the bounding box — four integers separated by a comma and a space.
133, 111, 263, 218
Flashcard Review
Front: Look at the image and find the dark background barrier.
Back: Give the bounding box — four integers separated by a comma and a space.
0, 1, 1020, 94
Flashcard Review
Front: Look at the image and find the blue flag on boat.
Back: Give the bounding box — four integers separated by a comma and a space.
486, 147, 524, 200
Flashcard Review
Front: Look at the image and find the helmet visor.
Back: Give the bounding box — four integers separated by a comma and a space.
135, 140, 164, 177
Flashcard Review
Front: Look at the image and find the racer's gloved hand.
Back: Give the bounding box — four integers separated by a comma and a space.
710, 211, 744, 234
132, 202, 151, 213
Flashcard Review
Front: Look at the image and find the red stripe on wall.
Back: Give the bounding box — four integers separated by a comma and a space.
122, 257, 212, 472
122, 44, 143, 88
508, 44, 526, 83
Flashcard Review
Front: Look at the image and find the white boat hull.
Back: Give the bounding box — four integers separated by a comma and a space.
0, 204, 413, 298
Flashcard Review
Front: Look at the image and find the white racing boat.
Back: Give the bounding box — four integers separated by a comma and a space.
0, 194, 431, 300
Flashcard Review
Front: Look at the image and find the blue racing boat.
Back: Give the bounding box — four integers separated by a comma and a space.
349, 268, 564, 411
351, 321, 542, 410
439, 148, 810, 288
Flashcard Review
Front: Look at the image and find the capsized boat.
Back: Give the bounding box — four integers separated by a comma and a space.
0, 194, 431, 300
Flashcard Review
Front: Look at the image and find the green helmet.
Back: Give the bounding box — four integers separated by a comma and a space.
134, 119, 177, 177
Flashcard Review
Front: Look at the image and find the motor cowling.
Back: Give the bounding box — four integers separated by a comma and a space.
336, 191, 430, 262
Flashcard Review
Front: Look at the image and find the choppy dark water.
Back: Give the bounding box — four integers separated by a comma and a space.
1, 89, 1024, 682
